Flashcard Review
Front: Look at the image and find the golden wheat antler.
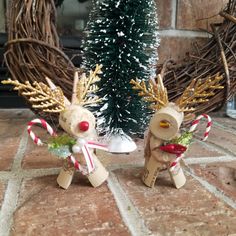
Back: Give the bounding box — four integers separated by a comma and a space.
75, 64, 102, 105
130, 74, 169, 110
176, 74, 224, 112
2, 79, 65, 113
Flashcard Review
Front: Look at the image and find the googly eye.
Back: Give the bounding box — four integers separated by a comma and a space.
78, 121, 89, 132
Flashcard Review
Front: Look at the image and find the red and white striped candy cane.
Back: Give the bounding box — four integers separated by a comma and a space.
27, 119, 108, 175
69, 155, 89, 175
169, 114, 212, 172
169, 154, 184, 172
27, 119, 88, 174
27, 118, 56, 145
189, 114, 212, 141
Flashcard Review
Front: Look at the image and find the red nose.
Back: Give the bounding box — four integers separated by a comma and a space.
78, 121, 89, 132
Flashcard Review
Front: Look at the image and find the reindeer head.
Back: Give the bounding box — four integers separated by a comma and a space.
131, 74, 223, 140
2, 65, 102, 139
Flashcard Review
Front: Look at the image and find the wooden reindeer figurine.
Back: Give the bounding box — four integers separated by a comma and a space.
2, 65, 109, 189
131, 74, 223, 189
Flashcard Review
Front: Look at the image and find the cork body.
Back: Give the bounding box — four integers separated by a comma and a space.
87, 155, 109, 187
168, 162, 186, 189
57, 104, 109, 188
142, 103, 186, 189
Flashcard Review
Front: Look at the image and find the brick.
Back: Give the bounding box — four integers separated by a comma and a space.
158, 36, 207, 63
156, 0, 172, 29
212, 117, 236, 132
22, 144, 63, 169
22, 127, 62, 169
100, 138, 223, 169
23, 129, 144, 170
192, 162, 236, 201
0, 109, 35, 121
114, 168, 236, 235
177, 0, 228, 30
98, 138, 144, 168
0, 119, 26, 170
185, 141, 223, 158
12, 175, 130, 236
0, 181, 6, 209
197, 124, 236, 154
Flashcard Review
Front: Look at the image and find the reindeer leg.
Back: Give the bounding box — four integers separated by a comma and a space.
87, 154, 109, 187
57, 160, 75, 189
168, 162, 186, 189
142, 155, 163, 188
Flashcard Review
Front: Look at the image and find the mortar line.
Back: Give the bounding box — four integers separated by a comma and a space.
0, 179, 22, 236
107, 172, 152, 236
107, 154, 236, 171
213, 121, 236, 135
186, 170, 236, 209
0, 128, 28, 236
195, 139, 236, 157
158, 29, 210, 38
12, 128, 29, 170
108, 163, 143, 171
186, 155, 236, 164
0, 168, 61, 180
0, 153, 234, 181
171, 0, 177, 29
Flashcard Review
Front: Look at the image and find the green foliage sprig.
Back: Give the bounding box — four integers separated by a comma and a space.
48, 134, 76, 149
168, 131, 193, 147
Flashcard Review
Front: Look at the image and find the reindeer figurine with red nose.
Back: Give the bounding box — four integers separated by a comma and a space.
131, 74, 223, 189
2, 65, 109, 189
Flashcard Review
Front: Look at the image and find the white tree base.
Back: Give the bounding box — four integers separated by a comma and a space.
108, 133, 137, 153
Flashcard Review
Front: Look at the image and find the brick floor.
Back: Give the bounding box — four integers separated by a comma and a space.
197, 124, 236, 154
22, 141, 62, 169
213, 116, 236, 131
99, 138, 144, 168
192, 162, 236, 201
0, 181, 5, 209
21, 124, 66, 169
185, 141, 224, 158
12, 175, 129, 236
0, 109, 35, 121
0, 118, 27, 170
0, 109, 235, 236
114, 168, 236, 235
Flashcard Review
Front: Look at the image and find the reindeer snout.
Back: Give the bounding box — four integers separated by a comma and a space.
78, 121, 90, 131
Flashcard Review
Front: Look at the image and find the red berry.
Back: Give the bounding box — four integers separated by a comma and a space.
78, 121, 89, 131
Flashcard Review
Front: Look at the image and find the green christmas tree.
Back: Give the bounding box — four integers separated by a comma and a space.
82, 0, 159, 136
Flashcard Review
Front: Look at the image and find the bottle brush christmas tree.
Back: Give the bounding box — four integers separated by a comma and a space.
82, 0, 159, 151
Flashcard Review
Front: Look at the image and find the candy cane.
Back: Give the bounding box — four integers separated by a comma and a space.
189, 114, 212, 141
27, 118, 56, 145
169, 114, 212, 171
169, 154, 184, 172
69, 155, 89, 175
27, 119, 87, 173
28, 119, 108, 175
